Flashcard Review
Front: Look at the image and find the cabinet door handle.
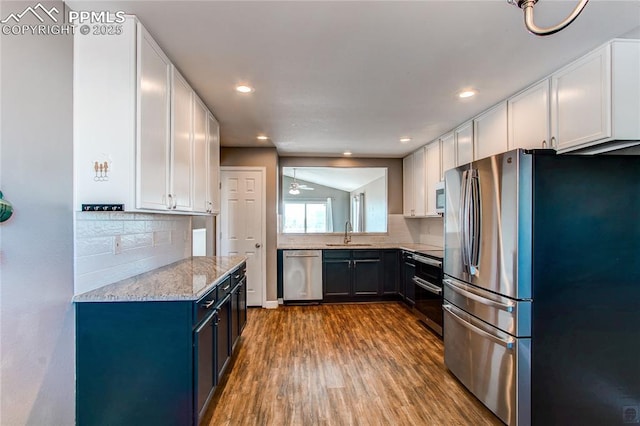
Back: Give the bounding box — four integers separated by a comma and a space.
172, 196, 178, 209
542, 140, 547, 148
551, 136, 557, 149
166, 194, 173, 210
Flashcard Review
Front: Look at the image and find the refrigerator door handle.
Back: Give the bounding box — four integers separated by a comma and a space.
460, 170, 471, 271
443, 304, 515, 349
444, 278, 515, 313
469, 169, 481, 270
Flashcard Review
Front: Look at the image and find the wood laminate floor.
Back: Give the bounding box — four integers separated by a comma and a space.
203, 303, 503, 426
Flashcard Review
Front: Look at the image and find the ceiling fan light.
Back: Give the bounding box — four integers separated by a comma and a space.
289, 188, 300, 195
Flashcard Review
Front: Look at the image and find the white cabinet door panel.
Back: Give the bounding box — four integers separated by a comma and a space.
193, 96, 209, 213
440, 132, 455, 180
207, 113, 221, 214
425, 140, 441, 216
551, 45, 611, 151
412, 148, 426, 217
171, 68, 194, 211
474, 102, 508, 161
136, 24, 171, 211
508, 80, 550, 150
455, 122, 474, 166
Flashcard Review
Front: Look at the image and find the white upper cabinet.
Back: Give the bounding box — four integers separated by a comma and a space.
425, 140, 441, 216
474, 102, 508, 161
455, 122, 474, 166
403, 147, 426, 217
136, 24, 172, 211
403, 155, 414, 217
412, 147, 426, 217
551, 40, 640, 153
193, 96, 209, 213
74, 16, 219, 214
170, 67, 194, 212
440, 132, 456, 181
508, 80, 550, 150
207, 113, 221, 214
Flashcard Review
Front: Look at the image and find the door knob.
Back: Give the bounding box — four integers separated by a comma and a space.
255, 243, 261, 248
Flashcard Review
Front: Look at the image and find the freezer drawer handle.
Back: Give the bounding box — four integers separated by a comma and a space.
412, 277, 442, 295
444, 278, 515, 313
284, 253, 321, 257
444, 304, 514, 350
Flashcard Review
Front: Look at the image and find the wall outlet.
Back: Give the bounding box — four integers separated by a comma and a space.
114, 235, 122, 255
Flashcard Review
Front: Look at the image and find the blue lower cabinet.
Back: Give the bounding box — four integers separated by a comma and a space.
76, 265, 247, 426
76, 301, 194, 425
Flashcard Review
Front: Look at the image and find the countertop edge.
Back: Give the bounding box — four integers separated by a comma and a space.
73, 256, 247, 303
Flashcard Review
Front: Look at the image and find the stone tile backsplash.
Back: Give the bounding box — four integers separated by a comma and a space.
75, 212, 192, 295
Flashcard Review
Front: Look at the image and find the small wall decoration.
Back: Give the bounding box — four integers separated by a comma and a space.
0, 191, 14, 223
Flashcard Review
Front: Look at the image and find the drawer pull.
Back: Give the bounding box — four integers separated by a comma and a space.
203, 300, 215, 309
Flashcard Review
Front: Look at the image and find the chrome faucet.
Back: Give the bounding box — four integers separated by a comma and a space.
344, 220, 352, 245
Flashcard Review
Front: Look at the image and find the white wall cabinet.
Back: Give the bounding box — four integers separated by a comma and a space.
170, 68, 194, 212
551, 40, 640, 153
440, 132, 456, 181
425, 140, 441, 216
455, 122, 474, 166
402, 155, 413, 217
403, 148, 426, 217
193, 96, 209, 213
412, 148, 426, 217
207, 113, 221, 214
508, 80, 550, 150
136, 25, 172, 211
474, 102, 508, 161
74, 16, 220, 214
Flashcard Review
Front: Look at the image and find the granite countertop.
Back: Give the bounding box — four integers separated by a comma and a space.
73, 256, 246, 303
277, 242, 442, 252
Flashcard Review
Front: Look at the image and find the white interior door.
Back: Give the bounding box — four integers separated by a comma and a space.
219, 168, 265, 307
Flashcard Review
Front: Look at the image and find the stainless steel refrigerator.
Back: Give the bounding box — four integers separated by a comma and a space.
443, 149, 640, 426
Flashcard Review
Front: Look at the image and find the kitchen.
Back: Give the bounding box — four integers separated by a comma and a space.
1, 1, 640, 425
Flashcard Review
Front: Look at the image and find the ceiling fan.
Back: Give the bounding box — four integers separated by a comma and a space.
289, 169, 314, 195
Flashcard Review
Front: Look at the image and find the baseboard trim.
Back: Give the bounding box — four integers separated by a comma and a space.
264, 300, 279, 309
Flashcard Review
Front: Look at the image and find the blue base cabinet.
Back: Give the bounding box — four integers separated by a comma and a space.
76, 263, 247, 426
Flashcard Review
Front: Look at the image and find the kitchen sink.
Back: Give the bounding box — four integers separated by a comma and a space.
325, 243, 373, 247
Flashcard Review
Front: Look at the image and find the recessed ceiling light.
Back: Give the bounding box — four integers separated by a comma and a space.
257, 135, 269, 140
343, 151, 352, 156
236, 85, 254, 93
459, 90, 476, 99
400, 137, 412, 143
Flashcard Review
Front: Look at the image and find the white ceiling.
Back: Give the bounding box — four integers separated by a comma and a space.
69, 1, 640, 158
283, 167, 386, 192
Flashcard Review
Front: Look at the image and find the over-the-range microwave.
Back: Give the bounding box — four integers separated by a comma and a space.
435, 181, 445, 214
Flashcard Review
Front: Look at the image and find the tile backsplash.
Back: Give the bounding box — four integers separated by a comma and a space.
75, 212, 192, 295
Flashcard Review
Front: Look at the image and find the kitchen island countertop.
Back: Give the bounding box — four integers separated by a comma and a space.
73, 256, 246, 303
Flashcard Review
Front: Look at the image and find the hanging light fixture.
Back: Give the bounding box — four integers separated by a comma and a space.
508, 0, 589, 36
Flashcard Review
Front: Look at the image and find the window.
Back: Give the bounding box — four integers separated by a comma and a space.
283, 202, 328, 233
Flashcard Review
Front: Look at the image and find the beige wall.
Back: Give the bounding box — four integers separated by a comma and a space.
278, 157, 403, 214
221, 147, 279, 302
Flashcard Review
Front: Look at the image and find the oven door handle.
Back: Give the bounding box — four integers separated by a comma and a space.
412, 277, 442, 296
444, 278, 515, 313
412, 254, 442, 268
443, 304, 514, 350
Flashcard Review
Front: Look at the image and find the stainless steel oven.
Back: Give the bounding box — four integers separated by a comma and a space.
412, 253, 443, 336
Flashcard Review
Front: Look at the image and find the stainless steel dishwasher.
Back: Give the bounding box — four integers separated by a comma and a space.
283, 250, 323, 303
